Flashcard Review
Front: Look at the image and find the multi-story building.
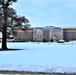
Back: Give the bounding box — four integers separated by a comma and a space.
63, 28, 76, 41
33, 27, 43, 42
43, 26, 63, 42
13, 28, 33, 42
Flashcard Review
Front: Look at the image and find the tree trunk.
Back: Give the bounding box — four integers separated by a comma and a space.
2, 5, 8, 50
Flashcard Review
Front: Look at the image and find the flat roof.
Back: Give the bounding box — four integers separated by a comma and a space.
63, 28, 76, 30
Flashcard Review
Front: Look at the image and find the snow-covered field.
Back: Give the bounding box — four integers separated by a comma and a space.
0, 41, 76, 73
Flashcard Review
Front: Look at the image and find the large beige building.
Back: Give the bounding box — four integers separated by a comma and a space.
13, 26, 63, 42
8, 26, 76, 42
63, 28, 76, 41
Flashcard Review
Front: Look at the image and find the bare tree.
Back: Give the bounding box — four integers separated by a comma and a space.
0, 0, 29, 50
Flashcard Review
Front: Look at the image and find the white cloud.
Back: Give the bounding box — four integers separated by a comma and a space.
66, 0, 76, 2
50, 8, 63, 14
29, 1, 47, 7
50, 0, 61, 2
69, 3, 76, 8
31, 1, 46, 5
47, 17, 61, 22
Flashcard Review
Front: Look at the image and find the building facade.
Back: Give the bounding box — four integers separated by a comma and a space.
43, 26, 63, 42
13, 29, 33, 42
63, 28, 76, 41
33, 28, 43, 42
13, 26, 63, 42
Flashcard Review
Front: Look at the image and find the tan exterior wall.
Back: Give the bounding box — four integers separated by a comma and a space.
63, 28, 76, 41
14, 29, 33, 41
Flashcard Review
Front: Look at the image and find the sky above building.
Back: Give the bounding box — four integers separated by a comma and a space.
11, 0, 76, 28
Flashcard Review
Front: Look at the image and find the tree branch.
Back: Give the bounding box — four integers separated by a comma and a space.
0, 27, 3, 32
0, 0, 4, 5
6, 0, 11, 7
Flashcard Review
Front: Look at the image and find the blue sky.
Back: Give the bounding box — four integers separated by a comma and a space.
11, 0, 76, 28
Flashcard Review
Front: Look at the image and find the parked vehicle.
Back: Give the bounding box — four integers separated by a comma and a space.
57, 40, 65, 43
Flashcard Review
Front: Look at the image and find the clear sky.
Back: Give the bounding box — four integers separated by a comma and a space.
11, 0, 76, 28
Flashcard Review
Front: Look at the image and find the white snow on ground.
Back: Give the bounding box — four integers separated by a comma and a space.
0, 41, 76, 73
